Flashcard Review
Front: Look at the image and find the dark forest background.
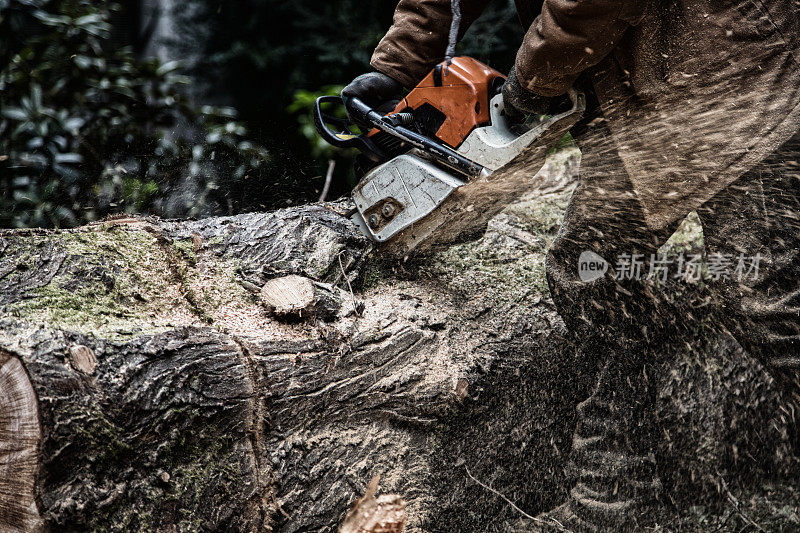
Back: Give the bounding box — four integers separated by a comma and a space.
0, 0, 523, 228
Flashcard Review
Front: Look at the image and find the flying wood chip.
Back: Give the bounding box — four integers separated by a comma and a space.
339, 475, 407, 533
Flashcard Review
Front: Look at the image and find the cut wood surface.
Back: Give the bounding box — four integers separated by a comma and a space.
0, 351, 41, 532
0, 147, 795, 532
67, 344, 98, 375
260, 275, 316, 316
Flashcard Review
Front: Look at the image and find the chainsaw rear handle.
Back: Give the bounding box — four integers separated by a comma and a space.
313, 94, 408, 137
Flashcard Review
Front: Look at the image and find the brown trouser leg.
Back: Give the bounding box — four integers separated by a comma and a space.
545, 126, 800, 529
546, 127, 676, 530
697, 134, 800, 427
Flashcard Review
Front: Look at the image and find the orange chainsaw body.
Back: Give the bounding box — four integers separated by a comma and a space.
370, 57, 505, 149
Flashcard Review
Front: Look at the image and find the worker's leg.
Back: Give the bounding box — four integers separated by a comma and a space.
530, 127, 680, 531
546, 135, 681, 346
521, 130, 800, 532
697, 132, 800, 440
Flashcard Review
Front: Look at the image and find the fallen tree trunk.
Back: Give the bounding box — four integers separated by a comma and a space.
0, 147, 796, 532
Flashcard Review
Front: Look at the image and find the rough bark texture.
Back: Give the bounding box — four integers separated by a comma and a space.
0, 147, 797, 532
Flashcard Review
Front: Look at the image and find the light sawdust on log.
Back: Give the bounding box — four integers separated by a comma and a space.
180, 239, 313, 341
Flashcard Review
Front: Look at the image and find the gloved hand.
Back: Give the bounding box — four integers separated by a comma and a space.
342, 72, 404, 116
502, 67, 553, 119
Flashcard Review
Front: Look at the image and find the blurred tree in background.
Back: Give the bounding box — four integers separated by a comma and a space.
0, 0, 270, 227
0, 0, 523, 227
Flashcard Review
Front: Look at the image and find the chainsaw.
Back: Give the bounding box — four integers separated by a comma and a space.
314, 56, 584, 254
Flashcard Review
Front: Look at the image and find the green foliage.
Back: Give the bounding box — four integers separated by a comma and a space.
0, 0, 270, 228
287, 85, 347, 161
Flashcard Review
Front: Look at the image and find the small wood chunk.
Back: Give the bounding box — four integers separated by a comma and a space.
260, 275, 316, 316
339, 475, 407, 533
454, 378, 470, 401
192, 233, 203, 252
68, 345, 98, 375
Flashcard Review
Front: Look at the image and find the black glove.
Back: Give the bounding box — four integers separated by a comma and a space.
502, 67, 553, 119
342, 72, 404, 115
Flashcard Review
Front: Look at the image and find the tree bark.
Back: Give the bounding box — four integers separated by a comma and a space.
0, 147, 795, 532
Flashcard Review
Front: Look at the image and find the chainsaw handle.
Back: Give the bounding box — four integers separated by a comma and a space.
313, 96, 386, 161
313, 95, 361, 149
315, 95, 484, 177
346, 97, 486, 178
